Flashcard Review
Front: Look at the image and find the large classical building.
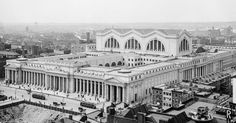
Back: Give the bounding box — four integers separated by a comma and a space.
4, 28, 236, 104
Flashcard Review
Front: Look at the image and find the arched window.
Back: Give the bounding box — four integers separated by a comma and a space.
146, 39, 165, 52
111, 62, 116, 66
105, 37, 120, 48
117, 61, 122, 66
125, 38, 141, 50
105, 63, 110, 67
179, 38, 189, 52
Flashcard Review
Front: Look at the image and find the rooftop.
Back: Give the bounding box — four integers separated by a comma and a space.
0, 51, 19, 56
97, 28, 188, 37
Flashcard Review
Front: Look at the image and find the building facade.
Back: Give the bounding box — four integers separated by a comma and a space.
96, 28, 192, 56
152, 84, 194, 110
4, 28, 236, 104
71, 43, 96, 53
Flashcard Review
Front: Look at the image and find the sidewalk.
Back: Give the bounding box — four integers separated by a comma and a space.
0, 82, 111, 110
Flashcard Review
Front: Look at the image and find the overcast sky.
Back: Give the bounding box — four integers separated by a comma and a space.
0, 0, 236, 23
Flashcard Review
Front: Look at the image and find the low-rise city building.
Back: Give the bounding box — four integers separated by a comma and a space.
152, 84, 194, 110
191, 72, 231, 94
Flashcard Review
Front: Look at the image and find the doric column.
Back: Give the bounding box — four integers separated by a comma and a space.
11, 70, 13, 84
73, 78, 78, 93
105, 84, 108, 100
14, 70, 17, 84
86, 80, 89, 95
26, 71, 28, 84
90, 80, 92, 95
39, 73, 42, 87
116, 86, 119, 102
102, 83, 104, 98
91, 81, 94, 95
78, 79, 82, 94
37, 73, 39, 86
50, 75, 52, 90
31, 72, 33, 85
110, 85, 113, 102
62, 77, 65, 92
13, 70, 15, 84
98, 82, 101, 97
95, 81, 97, 96
28, 71, 31, 85
25, 71, 27, 84
123, 86, 126, 103
48, 75, 50, 90
5, 69, 7, 80
22, 71, 24, 84
45, 74, 48, 89
24, 71, 26, 84
66, 77, 69, 93
83, 79, 85, 94
43, 74, 45, 88
58, 76, 60, 91
32, 72, 34, 85
35, 72, 37, 86
53, 76, 56, 91
34, 72, 36, 86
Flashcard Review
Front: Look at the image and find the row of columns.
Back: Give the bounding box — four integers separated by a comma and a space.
196, 66, 207, 77
6, 69, 125, 103
73, 78, 124, 102
21, 71, 69, 93
183, 68, 193, 81
22, 71, 45, 87
7, 69, 18, 84
183, 63, 215, 81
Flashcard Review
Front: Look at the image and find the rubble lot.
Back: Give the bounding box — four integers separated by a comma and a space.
0, 104, 68, 123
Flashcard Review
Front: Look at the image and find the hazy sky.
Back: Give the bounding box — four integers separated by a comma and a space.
0, 0, 236, 23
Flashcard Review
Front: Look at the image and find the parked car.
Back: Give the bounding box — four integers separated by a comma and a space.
0, 95, 7, 101
32, 93, 46, 100
61, 102, 66, 106
80, 101, 96, 109
53, 102, 60, 106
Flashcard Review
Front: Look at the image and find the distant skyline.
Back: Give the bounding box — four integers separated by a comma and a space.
1, 0, 236, 23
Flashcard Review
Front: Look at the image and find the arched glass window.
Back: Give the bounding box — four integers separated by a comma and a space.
146, 39, 165, 52
105, 37, 120, 48
179, 38, 189, 52
125, 38, 141, 50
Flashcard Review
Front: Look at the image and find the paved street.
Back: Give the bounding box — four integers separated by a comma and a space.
0, 79, 108, 122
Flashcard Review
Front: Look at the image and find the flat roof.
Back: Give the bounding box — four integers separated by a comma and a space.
149, 113, 172, 123
131, 62, 174, 71
80, 66, 118, 72
0, 51, 19, 56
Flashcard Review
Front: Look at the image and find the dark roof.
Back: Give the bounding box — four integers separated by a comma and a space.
98, 28, 183, 36
122, 104, 149, 119
195, 47, 206, 53
168, 112, 190, 123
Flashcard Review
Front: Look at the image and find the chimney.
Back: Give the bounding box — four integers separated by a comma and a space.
69, 115, 73, 120
137, 112, 146, 123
